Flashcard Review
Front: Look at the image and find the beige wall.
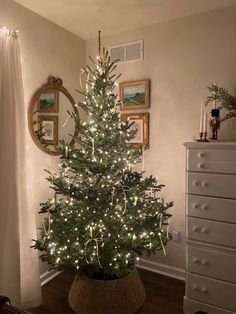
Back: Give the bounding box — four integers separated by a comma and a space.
0, 0, 85, 275
1, 0, 236, 277
86, 6, 236, 272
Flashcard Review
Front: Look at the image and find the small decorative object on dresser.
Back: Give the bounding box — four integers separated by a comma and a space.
209, 109, 220, 141
197, 101, 208, 142
183, 142, 236, 314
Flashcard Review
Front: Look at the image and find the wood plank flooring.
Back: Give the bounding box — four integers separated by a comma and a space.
30, 268, 185, 314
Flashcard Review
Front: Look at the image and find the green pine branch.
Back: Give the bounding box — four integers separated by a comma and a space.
205, 84, 236, 121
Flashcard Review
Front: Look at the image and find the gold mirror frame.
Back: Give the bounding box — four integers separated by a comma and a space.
28, 76, 79, 156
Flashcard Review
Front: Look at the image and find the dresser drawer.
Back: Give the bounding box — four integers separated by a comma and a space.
187, 246, 236, 283
184, 297, 235, 314
187, 195, 236, 223
187, 172, 236, 198
186, 273, 236, 311
188, 159, 236, 174
188, 148, 236, 162
187, 147, 236, 175
188, 217, 236, 247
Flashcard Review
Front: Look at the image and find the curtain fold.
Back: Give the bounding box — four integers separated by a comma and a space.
0, 27, 41, 308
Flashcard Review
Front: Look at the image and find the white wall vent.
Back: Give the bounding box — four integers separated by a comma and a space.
109, 40, 143, 64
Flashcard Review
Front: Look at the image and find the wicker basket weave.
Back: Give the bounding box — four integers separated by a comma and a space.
68, 268, 145, 314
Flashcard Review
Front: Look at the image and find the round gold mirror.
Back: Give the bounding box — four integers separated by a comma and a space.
28, 76, 78, 156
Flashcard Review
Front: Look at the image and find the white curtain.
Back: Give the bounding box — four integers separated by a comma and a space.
0, 27, 41, 308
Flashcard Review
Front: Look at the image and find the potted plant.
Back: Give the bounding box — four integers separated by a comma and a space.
33, 47, 173, 314
205, 83, 236, 121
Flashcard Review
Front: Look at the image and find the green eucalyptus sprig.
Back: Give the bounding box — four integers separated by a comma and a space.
205, 84, 236, 121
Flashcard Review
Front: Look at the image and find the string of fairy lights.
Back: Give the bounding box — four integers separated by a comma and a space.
34, 41, 172, 278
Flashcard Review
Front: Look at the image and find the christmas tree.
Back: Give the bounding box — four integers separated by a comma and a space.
33, 40, 173, 280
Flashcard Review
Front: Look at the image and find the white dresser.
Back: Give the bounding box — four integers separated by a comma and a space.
183, 142, 236, 314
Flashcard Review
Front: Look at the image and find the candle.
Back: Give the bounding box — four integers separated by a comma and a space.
203, 112, 208, 133
65, 145, 68, 158
199, 100, 204, 133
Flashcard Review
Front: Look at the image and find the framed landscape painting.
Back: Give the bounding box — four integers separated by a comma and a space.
121, 112, 149, 148
119, 79, 150, 110
38, 115, 58, 145
38, 90, 59, 113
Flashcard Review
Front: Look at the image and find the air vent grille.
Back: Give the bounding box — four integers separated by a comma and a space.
110, 40, 143, 64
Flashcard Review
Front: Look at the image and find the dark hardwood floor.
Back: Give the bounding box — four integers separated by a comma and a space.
30, 268, 185, 314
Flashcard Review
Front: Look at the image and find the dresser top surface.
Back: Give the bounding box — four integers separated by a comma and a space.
183, 142, 236, 149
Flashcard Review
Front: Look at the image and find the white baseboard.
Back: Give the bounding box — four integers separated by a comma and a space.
40, 269, 62, 286
136, 258, 185, 281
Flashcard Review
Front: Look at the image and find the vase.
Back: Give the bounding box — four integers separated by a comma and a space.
68, 267, 145, 314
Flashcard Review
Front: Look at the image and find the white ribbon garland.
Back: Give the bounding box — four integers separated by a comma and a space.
43, 213, 51, 237
110, 185, 128, 214
142, 146, 145, 172
167, 219, 170, 238
121, 186, 129, 214
157, 212, 167, 255
86, 68, 90, 92
159, 234, 166, 256
84, 227, 103, 268
84, 238, 102, 268
91, 137, 96, 162
159, 213, 163, 229
91, 137, 95, 156
111, 187, 115, 206
62, 113, 71, 128
79, 67, 90, 107
80, 69, 86, 89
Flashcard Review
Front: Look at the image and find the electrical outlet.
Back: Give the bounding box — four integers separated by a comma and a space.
172, 230, 180, 242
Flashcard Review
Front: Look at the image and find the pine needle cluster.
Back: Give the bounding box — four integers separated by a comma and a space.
205, 84, 236, 121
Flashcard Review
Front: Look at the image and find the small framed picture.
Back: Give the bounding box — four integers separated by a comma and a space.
38, 90, 59, 112
38, 115, 58, 145
121, 113, 149, 148
119, 79, 150, 110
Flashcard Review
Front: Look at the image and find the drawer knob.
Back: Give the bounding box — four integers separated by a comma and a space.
201, 227, 208, 233
201, 259, 207, 266
193, 257, 200, 264
201, 181, 208, 187
193, 180, 199, 186
193, 284, 199, 291
201, 287, 208, 293
201, 204, 208, 210
192, 226, 200, 232
198, 163, 204, 169
198, 152, 204, 158
193, 203, 199, 209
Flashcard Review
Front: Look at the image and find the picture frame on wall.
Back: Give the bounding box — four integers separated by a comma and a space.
38, 90, 59, 113
38, 115, 58, 145
121, 112, 149, 148
119, 79, 150, 110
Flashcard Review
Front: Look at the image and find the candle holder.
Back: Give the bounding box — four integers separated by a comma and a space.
195, 132, 209, 142
202, 132, 209, 142
210, 109, 220, 141
196, 132, 203, 142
